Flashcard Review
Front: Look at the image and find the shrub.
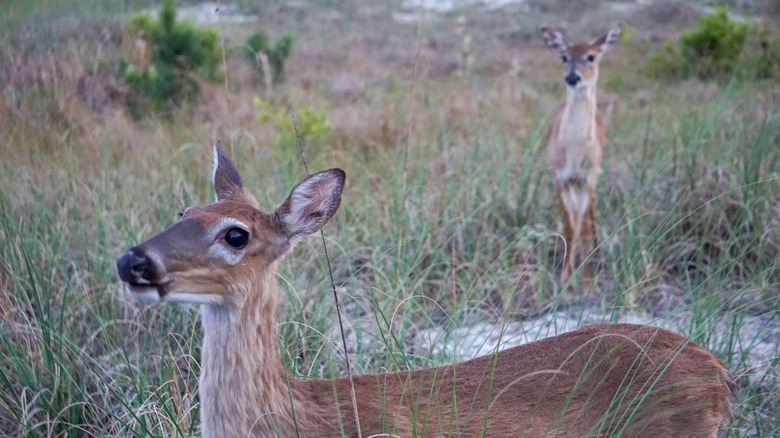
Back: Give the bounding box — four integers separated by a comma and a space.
255, 97, 332, 149
649, 6, 753, 79
742, 25, 780, 80
121, 0, 222, 114
245, 31, 294, 84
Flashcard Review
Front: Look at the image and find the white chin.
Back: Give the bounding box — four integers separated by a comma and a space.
124, 284, 162, 304
164, 292, 226, 305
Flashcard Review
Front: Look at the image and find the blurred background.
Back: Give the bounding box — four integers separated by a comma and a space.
0, 0, 778, 436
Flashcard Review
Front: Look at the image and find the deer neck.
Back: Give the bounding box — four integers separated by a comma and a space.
198, 266, 302, 437
560, 84, 598, 141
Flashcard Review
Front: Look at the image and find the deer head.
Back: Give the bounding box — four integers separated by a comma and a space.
116, 140, 345, 308
541, 24, 621, 93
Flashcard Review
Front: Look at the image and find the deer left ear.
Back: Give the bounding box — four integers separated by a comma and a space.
541, 26, 568, 55
592, 23, 622, 54
212, 140, 244, 202
274, 169, 345, 240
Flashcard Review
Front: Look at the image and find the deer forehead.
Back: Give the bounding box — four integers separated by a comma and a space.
183, 202, 273, 232
565, 44, 599, 58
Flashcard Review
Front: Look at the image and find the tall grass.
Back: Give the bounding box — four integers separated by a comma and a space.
0, 1, 778, 436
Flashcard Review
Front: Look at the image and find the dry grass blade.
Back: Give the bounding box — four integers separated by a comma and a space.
292, 112, 362, 438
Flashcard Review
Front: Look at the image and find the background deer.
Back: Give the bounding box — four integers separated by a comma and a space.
542, 24, 622, 283
117, 141, 732, 437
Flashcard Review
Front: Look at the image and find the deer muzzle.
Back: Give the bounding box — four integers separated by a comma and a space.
117, 247, 170, 302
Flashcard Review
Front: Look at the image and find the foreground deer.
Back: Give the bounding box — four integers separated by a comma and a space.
117, 141, 732, 437
542, 24, 621, 282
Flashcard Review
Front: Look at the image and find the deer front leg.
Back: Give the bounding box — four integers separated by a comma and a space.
556, 181, 576, 281
586, 183, 599, 251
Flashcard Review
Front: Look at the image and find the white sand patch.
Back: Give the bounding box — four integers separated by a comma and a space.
414, 310, 779, 384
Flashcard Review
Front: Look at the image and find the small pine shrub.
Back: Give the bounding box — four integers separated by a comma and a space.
121, 0, 222, 114
649, 6, 752, 79
245, 32, 294, 83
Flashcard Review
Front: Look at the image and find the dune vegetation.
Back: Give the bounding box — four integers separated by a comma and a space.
0, 0, 778, 436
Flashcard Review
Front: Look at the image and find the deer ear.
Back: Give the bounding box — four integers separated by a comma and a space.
591, 23, 622, 53
274, 169, 345, 239
212, 140, 244, 202
541, 26, 568, 54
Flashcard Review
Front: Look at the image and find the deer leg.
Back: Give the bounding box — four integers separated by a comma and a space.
579, 205, 594, 283
581, 184, 600, 289
587, 184, 599, 251
580, 184, 598, 282
568, 205, 585, 281
556, 182, 575, 280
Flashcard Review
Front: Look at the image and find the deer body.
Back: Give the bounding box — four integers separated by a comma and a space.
117, 142, 732, 437
199, 297, 732, 438
542, 25, 620, 281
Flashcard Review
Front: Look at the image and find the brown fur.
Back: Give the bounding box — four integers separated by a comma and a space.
118, 145, 732, 437
139, 225, 734, 437
302, 323, 732, 437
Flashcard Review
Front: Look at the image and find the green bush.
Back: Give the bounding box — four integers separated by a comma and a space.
649, 6, 753, 79
255, 96, 332, 149
245, 31, 294, 83
122, 0, 222, 114
742, 25, 780, 80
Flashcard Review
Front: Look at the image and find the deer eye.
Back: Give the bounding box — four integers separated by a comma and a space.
587, 54, 595, 62
561, 55, 569, 63
225, 228, 249, 249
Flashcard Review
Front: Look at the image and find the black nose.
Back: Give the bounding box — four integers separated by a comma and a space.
117, 248, 153, 284
565, 72, 580, 86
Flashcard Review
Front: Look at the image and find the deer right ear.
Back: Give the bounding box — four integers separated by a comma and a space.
274, 169, 345, 240
212, 140, 244, 202
541, 27, 568, 54
591, 23, 622, 54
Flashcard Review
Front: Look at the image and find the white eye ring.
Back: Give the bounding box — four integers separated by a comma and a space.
208, 218, 251, 265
